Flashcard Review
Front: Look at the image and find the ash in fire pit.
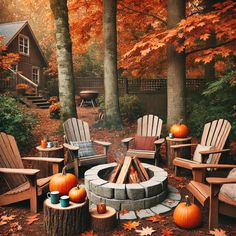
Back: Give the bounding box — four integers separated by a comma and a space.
79, 90, 99, 107
85, 160, 169, 211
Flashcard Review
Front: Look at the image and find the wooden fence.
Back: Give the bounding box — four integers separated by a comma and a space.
75, 77, 205, 94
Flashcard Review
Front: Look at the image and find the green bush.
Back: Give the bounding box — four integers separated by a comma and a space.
0, 95, 36, 149
187, 64, 236, 140
98, 94, 145, 123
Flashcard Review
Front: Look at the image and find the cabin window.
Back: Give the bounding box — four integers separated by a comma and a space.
19, 35, 29, 55
32, 67, 40, 83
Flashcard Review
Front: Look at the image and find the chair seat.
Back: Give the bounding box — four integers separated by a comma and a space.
3, 176, 51, 196
127, 149, 155, 159
173, 157, 199, 170
187, 180, 236, 207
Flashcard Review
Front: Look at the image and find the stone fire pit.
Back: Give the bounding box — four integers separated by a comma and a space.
85, 162, 181, 218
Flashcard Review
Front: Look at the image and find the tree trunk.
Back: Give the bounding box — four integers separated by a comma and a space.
167, 0, 186, 128
103, 0, 123, 129
49, 0, 77, 121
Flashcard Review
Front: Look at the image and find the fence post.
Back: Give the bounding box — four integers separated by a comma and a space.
124, 78, 129, 94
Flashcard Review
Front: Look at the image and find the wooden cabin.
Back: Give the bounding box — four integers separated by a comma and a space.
0, 21, 47, 92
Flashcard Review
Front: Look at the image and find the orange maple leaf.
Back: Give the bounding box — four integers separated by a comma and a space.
26, 214, 40, 225
146, 214, 165, 223
112, 231, 125, 236
123, 221, 140, 231
120, 209, 129, 215
81, 230, 98, 236
161, 228, 174, 236
176, 45, 185, 53
200, 33, 210, 41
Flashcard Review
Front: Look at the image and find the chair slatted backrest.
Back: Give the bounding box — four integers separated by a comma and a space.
200, 119, 231, 164
137, 115, 163, 137
63, 118, 91, 142
0, 132, 27, 189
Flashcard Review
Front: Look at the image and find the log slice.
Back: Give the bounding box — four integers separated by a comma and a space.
44, 198, 89, 236
90, 206, 117, 232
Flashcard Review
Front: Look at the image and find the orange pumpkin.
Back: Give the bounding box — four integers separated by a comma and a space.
173, 195, 202, 229
49, 166, 78, 196
170, 121, 189, 138
69, 185, 87, 203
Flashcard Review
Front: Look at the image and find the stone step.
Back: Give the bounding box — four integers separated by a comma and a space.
38, 104, 50, 109
26, 95, 43, 100
32, 99, 48, 103
34, 101, 51, 106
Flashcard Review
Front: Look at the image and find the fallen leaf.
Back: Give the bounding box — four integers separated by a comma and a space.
112, 231, 125, 236
119, 209, 129, 215
9, 222, 22, 232
81, 230, 98, 236
136, 226, 156, 236
209, 228, 227, 236
146, 214, 165, 223
26, 214, 40, 225
174, 176, 185, 181
123, 221, 140, 231
1, 215, 16, 221
161, 228, 174, 236
0, 220, 7, 226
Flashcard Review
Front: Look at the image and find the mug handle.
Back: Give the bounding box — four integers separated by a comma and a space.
47, 192, 51, 198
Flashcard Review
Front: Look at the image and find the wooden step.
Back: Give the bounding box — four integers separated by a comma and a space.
26, 96, 43, 100
34, 101, 51, 106
38, 105, 50, 109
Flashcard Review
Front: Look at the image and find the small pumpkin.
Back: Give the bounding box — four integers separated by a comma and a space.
97, 202, 106, 214
173, 195, 202, 229
40, 138, 47, 148
170, 120, 189, 138
49, 166, 78, 196
69, 185, 87, 203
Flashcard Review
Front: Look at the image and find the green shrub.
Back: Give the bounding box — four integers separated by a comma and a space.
0, 95, 36, 149
187, 64, 236, 140
98, 94, 145, 123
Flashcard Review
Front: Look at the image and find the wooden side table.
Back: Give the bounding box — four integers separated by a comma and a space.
44, 198, 89, 236
36, 145, 64, 177
166, 137, 192, 169
90, 206, 117, 232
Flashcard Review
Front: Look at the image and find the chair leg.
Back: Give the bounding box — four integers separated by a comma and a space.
28, 175, 38, 213
175, 166, 180, 176
209, 184, 219, 230
74, 158, 79, 178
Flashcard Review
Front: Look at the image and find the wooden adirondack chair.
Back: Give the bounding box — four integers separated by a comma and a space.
0, 132, 64, 213
172, 119, 231, 180
187, 164, 236, 229
63, 118, 111, 177
122, 114, 165, 166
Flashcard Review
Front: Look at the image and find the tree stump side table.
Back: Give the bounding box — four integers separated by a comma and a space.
36, 145, 64, 177
90, 206, 117, 232
166, 136, 192, 169
44, 198, 89, 236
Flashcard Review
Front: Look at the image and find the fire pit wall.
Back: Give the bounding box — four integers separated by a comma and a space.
85, 162, 168, 211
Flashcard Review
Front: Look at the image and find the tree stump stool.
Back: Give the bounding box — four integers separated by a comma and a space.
90, 206, 117, 232
166, 137, 192, 169
44, 198, 89, 236
36, 146, 64, 177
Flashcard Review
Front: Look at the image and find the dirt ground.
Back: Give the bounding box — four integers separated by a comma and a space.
0, 107, 236, 236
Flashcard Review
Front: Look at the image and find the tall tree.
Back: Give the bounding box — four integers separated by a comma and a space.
49, 0, 77, 121
167, 0, 186, 127
103, 0, 122, 129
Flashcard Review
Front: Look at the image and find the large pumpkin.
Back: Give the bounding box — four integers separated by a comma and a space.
69, 185, 87, 203
170, 121, 189, 138
173, 195, 202, 229
49, 166, 78, 196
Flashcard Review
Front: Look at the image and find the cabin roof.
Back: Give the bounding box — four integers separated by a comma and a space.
0, 21, 47, 67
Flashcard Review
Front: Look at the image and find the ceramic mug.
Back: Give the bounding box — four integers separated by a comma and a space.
169, 133, 174, 139
47, 191, 59, 204
60, 195, 70, 207
47, 141, 53, 148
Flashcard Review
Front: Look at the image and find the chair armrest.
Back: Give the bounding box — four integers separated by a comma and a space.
192, 164, 236, 169
200, 148, 230, 155
121, 137, 134, 143
93, 140, 111, 146
22, 157, 64, 163
0, 168, 40, 175
207, 177, 236, 185
171, 143, 197, 149
63, 143, 79, 151
154, 138, 165, 145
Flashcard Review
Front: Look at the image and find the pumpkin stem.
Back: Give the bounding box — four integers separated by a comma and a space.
62, 166, 67, 175
185, 195, 191, 206
76, 184, 80, 189
179, 119, 183, 125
